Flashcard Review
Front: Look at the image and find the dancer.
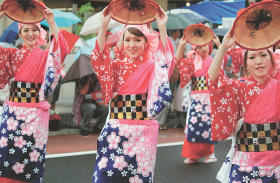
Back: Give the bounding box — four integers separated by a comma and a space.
176, 27, 221, 164
208, 28, 280, 182
0, 6, 68, 183
90, 5, 174, 183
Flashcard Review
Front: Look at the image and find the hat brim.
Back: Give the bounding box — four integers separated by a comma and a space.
233, 1, 280, 51
108, 0, 159, 25
3, 0, 46, 24
184, 24, 214, 46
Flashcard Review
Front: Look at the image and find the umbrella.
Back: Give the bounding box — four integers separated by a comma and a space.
168, 8, 211, 24
0, 42, 16, 48
213, 27, 229, 36
79, 12, 122, 36
151, 14, 194, 30
62, 54, 94, 83
60, 30, 80, 53
0, 22, 18, 43
41, 9, 81, 27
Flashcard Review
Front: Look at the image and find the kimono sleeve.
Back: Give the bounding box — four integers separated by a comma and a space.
208, 72, 242, 141
91, 41, 115, 104
52, 31, 69, 63
227, 47, 244, 74
177, 57, 194, 88
0, 47, 16, 89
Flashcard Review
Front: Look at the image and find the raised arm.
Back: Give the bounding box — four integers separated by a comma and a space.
155, 6, 168, 48
44, 8, 59, 40
176, 35, 187, 61
97, 7, 111, 53
208, 29, 235, 82
0, 5, 4, 19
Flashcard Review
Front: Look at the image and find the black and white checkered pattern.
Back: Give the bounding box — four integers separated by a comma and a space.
9, 81, 41, 103
110, 94, 148, 120
236, 122, 280, 152
191, 76, 208, 91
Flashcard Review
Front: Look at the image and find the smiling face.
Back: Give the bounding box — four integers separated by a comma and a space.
195, 44, 209, 59
245, 49, 273, 82
19, 24, 40, 49
123, 28, 147, 61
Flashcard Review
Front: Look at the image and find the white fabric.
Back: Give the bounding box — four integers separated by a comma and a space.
216, 118, 244, 183
173, 82, 191, 112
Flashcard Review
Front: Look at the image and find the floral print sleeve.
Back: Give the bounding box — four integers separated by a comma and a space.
208, 73, 242, 140
91, 42, 115, 104
178, 57, 194, 88
0, 47, 17, 89
227, 47, 244, 74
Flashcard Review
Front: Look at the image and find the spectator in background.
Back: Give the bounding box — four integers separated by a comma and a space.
73, 74, 108, 136
169, 29, 180, 54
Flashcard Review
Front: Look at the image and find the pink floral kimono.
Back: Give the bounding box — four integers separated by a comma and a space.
0, 32, 68, 183
91, 26, 174, 183
209, 73, 280, 182
178, 49, 216, 160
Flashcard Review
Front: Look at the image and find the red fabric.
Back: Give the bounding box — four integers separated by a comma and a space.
208, 73, 273, 140
0, 31, 68, 89
0, 177, 26, 183
61, 30, 80, 53
181, 138, 214, 160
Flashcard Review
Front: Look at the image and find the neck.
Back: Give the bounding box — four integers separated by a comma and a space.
253, 75, 269, 85
24, 44, 36, 50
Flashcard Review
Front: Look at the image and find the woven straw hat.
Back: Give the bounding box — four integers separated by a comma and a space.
233, 1, 280, 50
108, 0, 159, 25
184, 24, 214, 46
2, 0, 46, 24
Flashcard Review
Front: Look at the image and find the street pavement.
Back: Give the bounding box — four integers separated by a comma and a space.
44, 128, 231, 183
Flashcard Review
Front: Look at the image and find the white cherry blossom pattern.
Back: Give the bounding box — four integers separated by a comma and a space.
0, 136, 8, 148
14, 136, 27, 149
129, 175, 143, 183
7, 117, 18, 131
29, 150, 40, 162
98, 157, 108, 170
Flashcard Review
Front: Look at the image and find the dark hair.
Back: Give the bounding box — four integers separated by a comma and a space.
19, 24, 40, 34
243, 49, 274, 75
123, 27, 147, 41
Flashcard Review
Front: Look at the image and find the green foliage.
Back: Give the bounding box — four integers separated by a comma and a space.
75, 2, 96, 40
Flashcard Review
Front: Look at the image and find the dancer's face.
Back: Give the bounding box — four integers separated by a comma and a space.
19, 24, 40, 49
195, 44, 209, 59
246, 50, 272, 81
123, 30, 147, 61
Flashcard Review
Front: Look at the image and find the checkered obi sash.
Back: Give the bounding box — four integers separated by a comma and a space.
110, 94, 148, 120
191, 76, 208, 91
236, 122, 280, 152
9, 81, 41, 103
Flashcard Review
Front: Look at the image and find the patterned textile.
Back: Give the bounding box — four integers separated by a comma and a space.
186, 93, 216, 144
229, 164, 280, 183
191, 76, 208, 91
237, 122, 280, 152
9, 81, 41, 103
110, 94, 148, 120
0, 32, 67, 183
0, 105, 47, 183
93, 119, 159, 183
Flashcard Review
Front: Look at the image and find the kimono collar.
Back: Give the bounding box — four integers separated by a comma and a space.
249, 74, 271, 89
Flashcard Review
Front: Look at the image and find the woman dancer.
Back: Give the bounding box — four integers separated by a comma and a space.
91, 5, 174, 183
176, 31, 221, 164
0, 6, 68, 183
208, 28, 280, 182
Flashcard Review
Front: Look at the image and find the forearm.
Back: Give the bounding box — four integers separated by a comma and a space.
97, 24, 108, 54
158, 25, 167, 49
208, 45, 228, 82
176, 43, 185, 61
49, 22, 59, 41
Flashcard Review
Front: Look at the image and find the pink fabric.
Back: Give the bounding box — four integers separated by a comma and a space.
18, 23, 47, 46
118, 59, 154, 95
15, 32, 68, 83
208, 74, 272, 140
178, 52, 212, 88
245, 79, 280, 123
233, 150, 280, 167
5, 101, 50, 111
